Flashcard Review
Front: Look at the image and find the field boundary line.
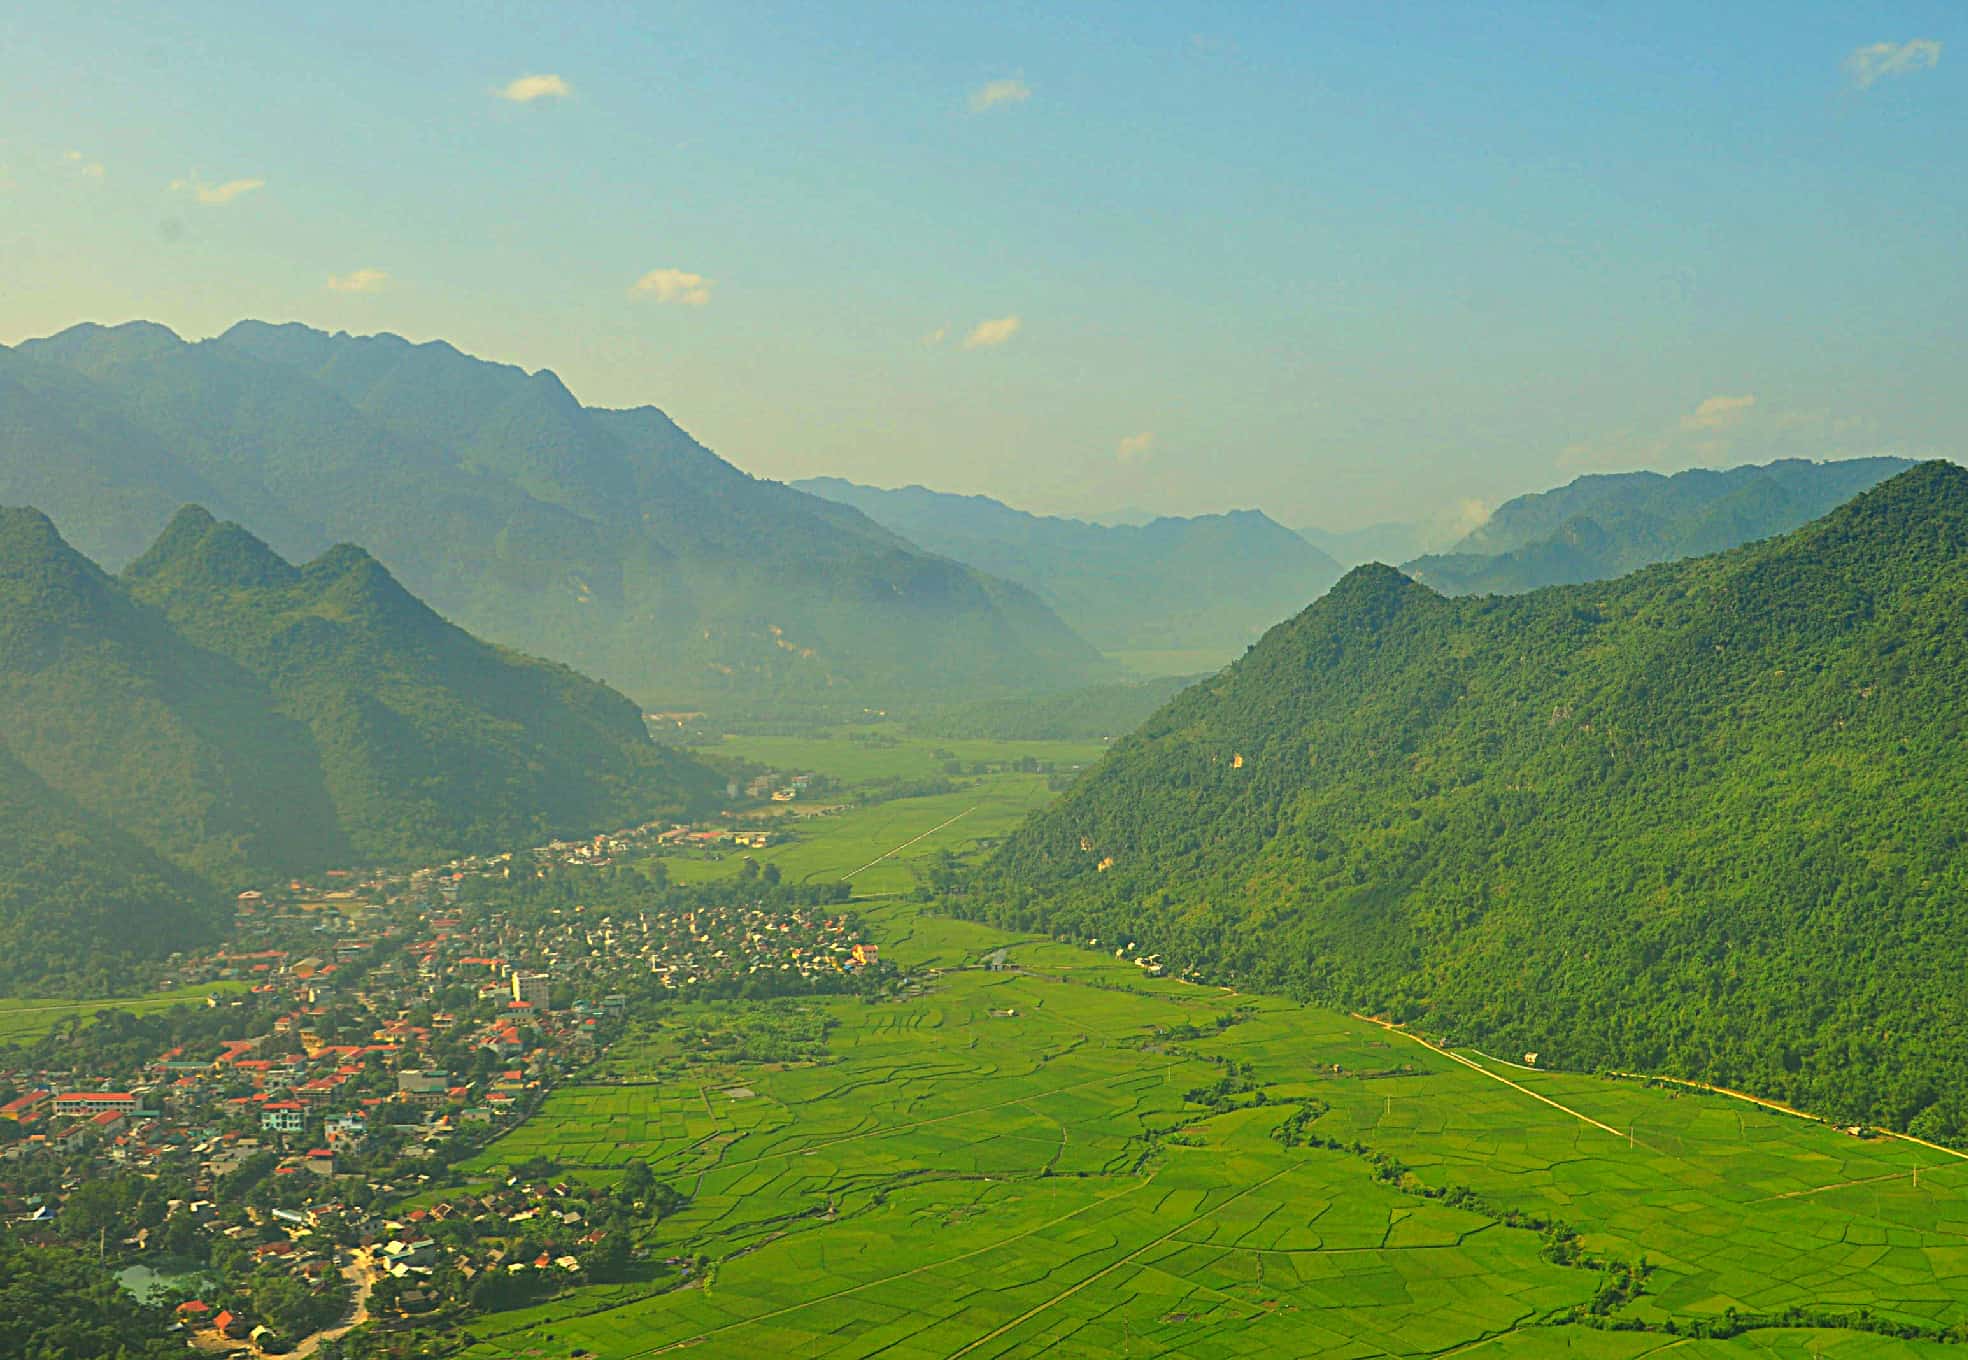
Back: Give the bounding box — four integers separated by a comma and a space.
946, 1164, 1299, 1360
633, 1177, 1155, 1355
1353, 1015, 1629, 1142
844, 806, 977, 879
1605, 1069, 1968, 1164
742, 1062, 1180, 1165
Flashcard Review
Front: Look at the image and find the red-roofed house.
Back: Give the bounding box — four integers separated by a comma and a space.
53, 1092, 140, 1118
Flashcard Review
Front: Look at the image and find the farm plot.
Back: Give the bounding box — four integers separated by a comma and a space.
459, 910, 1968, 1358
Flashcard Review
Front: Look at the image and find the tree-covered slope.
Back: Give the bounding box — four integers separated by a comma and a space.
0, 504, 722, 983
0, 506, 340, 883
0, 743, 217, 993
1403, 457, 1912, 595
797, 476, 1344, 657
121, 507, 724, 866
1, 322, 1107, 708
977, 462, 1968, 1135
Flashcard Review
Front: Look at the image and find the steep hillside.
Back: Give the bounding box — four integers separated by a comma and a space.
1, 323, 1106, 708
796, 477, 1342, 657
1403, 457, 1912, 594
978, 463, 1968, 1136
125, 507, 722, 865
0, 743, 216, 993
0, 506, 722, 982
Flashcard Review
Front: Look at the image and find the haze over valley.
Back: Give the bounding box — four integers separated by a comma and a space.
2, 6, 1965, 1359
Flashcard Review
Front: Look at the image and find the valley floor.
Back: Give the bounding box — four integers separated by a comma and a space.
450, 881, 1968, 1358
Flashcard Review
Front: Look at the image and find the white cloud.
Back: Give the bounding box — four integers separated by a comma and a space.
962, 315, 1021, 349
922, 325, 949, 346
969, 78, 1032, 112
1846, 40, 1941, 90
65, 150, 104, 180
1682, 393, 1757, 431
171, 176, 265, 205
631, 267, 713, 306
328, 268, 389, 294
1116, 431, 1154, 463
499, 73, 572, 103
1560, 393, 1787, 473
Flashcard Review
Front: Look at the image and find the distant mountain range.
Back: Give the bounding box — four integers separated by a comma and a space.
0, 504, 719, 988
1402, 457, 1913, 594
795, 477, 1343, 659
976, 463, 1968, 1137
0, 321, 1107, 709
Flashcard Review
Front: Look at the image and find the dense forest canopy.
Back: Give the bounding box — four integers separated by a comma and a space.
0, 504, 720, 987
975, 462, 1968, 1136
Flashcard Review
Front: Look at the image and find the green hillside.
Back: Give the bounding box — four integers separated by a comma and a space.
124, 506, 722, 865
976, 461, 1968, 1137
0, 505, 722, 983
0, 744, 215, 993
0, 324, 1107, 709
797, 476, 1343, 658
1404, 456, 1912, 594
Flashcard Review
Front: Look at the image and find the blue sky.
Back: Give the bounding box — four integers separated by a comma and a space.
1, 2, 1960, 533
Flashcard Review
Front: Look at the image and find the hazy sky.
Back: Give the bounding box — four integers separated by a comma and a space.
2, 3, 1961, 531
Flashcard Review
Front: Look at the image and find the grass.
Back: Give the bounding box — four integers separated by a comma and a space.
429, 732, 1968, 1357
0, 979, 252, 1046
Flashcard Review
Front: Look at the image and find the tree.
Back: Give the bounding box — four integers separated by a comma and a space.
588, 1230, 633, 1283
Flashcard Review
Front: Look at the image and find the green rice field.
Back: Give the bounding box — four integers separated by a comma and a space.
658, 731, 1103, 895
0, 979, 250, 1047
456, 895, 1968, 1359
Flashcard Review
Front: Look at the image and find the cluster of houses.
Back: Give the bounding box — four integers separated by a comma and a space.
0, 799, 888, 1352
546, 903, 873, 991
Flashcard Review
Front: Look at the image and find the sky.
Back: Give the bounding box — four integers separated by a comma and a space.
1, 2, 1962, 534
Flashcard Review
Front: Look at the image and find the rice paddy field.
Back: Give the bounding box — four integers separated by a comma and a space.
410, 732, 1967, 1358
657, 731, 1105, 895
456, 907, 1968, 1358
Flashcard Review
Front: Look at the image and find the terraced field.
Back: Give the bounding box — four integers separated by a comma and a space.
456, 902, 1968, 1359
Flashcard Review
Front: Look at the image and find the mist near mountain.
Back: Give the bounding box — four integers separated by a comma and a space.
796, 477, 1343, 660
0, 322, 1109, 711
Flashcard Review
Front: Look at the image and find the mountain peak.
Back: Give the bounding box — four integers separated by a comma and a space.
1837, 459, 1968, 516
0, 505, 64, 549
125, 506, 298, 592
19, 320, 186, 376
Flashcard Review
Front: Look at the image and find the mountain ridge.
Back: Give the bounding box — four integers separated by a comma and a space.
974, 461, 1968, 1136
0, 504, 723, 985
1402, 456, 1915, 595
794, 475, 1344, 659
2, 322, 1109, 709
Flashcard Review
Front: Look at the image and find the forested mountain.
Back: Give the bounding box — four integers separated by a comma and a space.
795, 477, 1343, 657
0, 506, 719, 985
0, 322, 1106, 708
975, 462, 1968, 1136
1402, 457, 1911, 595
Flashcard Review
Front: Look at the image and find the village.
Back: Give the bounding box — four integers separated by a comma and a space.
0, 796, 883, 1356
